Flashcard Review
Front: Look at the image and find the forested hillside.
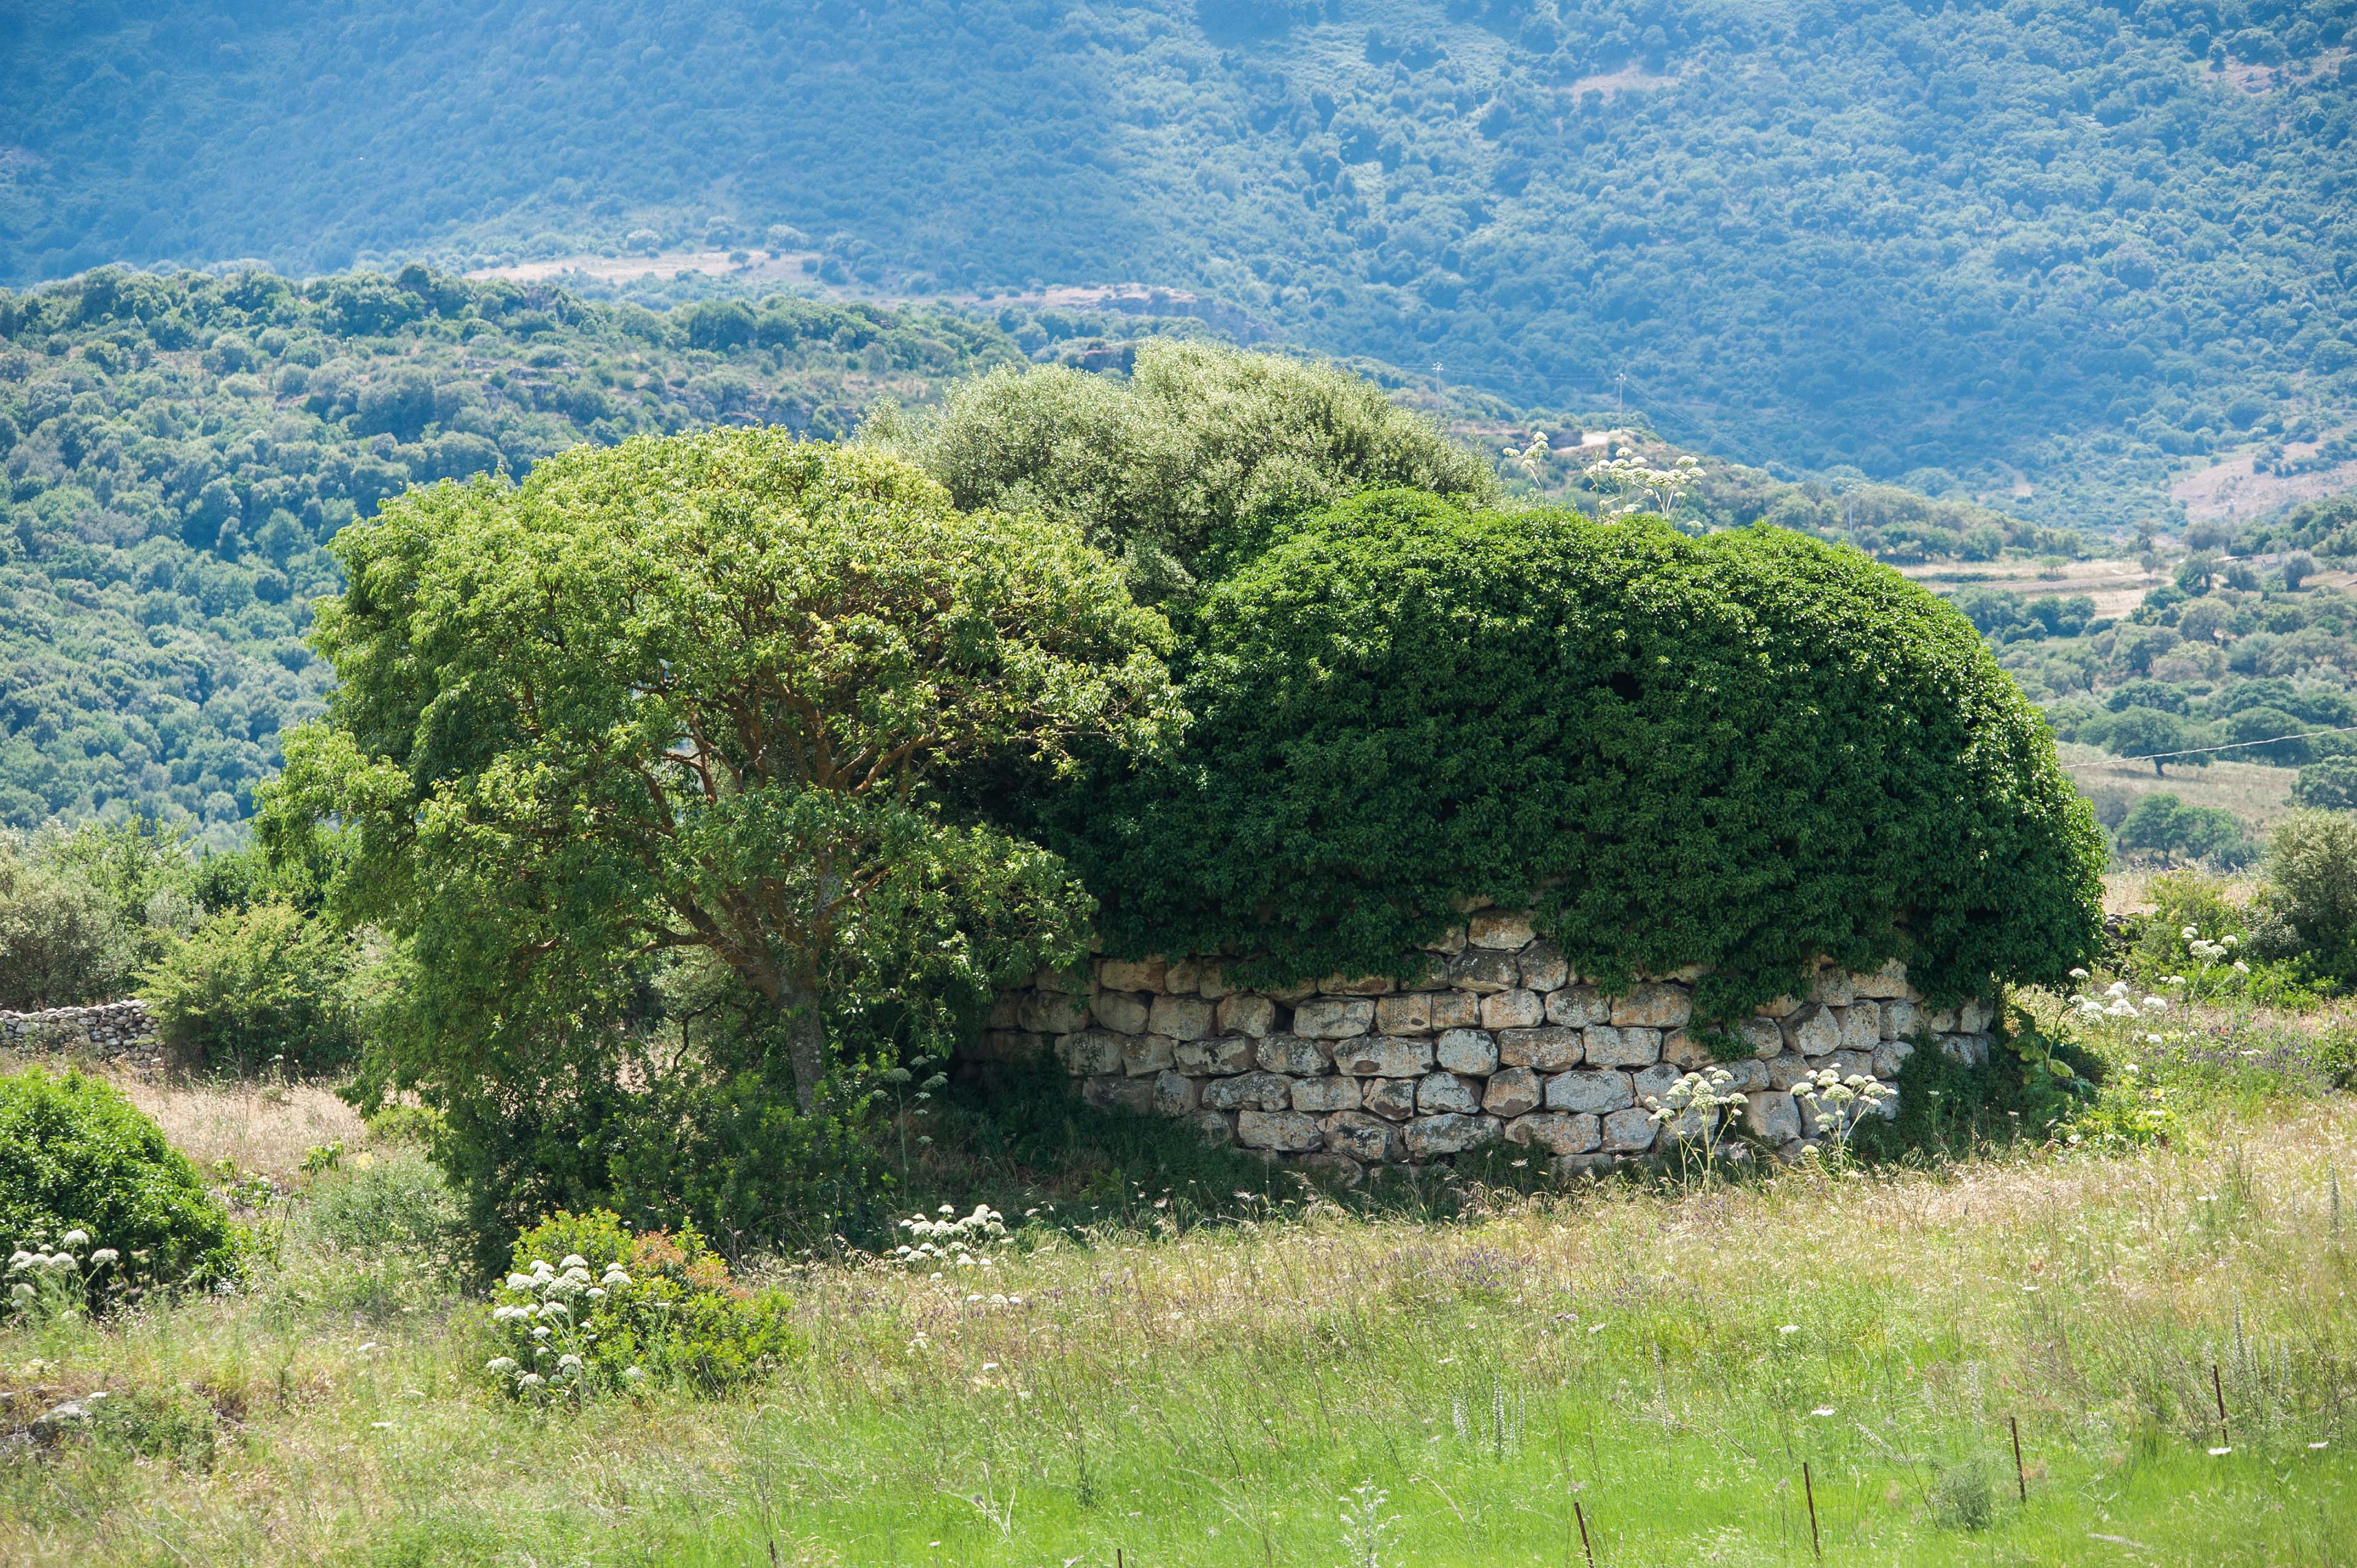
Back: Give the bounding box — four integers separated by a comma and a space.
4, 1, 2352, 525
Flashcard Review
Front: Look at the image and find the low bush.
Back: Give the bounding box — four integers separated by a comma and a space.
484, 1211, 800, 1399
1855, 1021, 2105, 1162
0, 1067, 242, 1306
141, 903, 364, 1072
0, 836, 137, 1008
2250, 812, 2357, 991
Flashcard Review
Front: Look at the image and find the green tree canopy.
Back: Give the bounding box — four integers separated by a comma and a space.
2101, 707, 2210, 777
870, 339, 1496, 599
2111, 793, 2260, 869
1056, 490, 2106, 1019
271, 433, 1178, 1127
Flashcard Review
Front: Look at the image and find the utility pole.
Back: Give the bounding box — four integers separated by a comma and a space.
1617, 371, 1625, 414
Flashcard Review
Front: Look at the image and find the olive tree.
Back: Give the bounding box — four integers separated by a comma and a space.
271, 433, 1175, 1123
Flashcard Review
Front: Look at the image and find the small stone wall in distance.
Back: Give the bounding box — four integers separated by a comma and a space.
982, 910, 1994, 1175
0, 1000, 166, 1080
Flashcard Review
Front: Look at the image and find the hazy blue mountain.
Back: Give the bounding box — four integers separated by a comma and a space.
4, 1, 2351, 525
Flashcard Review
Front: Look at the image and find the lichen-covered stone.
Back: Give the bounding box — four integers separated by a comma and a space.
1257, 1034, 1333, 1076
1091, 991, 1151, 1035
1447, 949, 1520, 994
1174, 1035, 1254, 1075
1497, 1025, 1581, 1071
1420, 924, 1469, 956
1466, 910, 1536, 949
1163, 957, 1203, 994
1661, 1028, 1715, 1070
1238, 1108, 1325, 1151
1405, 1112, 1500, 1158
1482, 1065, 1542, 1116
1195, 963, 1233, 1000
1781, 1003, 1841, 1057
1506, 1111, 1601, 1156
1414, 1071, 1479, 1114
1361, 1077, 1419, 1119
1880, 999, 1922, 1040
1148, 995, 1215, 1042
1837, 1001, 1880, 1051
1735, 1017, 1785, 1057
1479, 988, 1544, 1030
1517, 941, 1569, 992
1324, 1111, 1404, 1161
1609, 983, 1692, 1029
1320, 973, 1394, 995
1217, 994, 1276, 1038
1545, 1069, 1632, 1113
1019, 991, 1089, 1036
1871, 1039, 1914, 1078
1544, 986, 1610, 1028
1765, 1052, 1818, 1091
1745, 1090, 1802, 1143
1332, 1035, 1434, 1077
1056, 1029, 1124, 1076
1429, 991, 1481, 1030
1085, 1074, 1158, 1113
1202, 1072, 1295, 1112
1153, 1070, 1198, 1117
1292, 1075, 1362, 1112
1293, 996, 1377, 1038
1854, 959, 1910, 998
1435, 1027, 1500, 1075
1810, 968, 1856, 1006
1374, 994, 1431, 1035
1583, 1025, 1662, 1067
1195, 1111, 1237, 1144
1123, 1033, 1174, 1077
1631, 1062, 1683, 1106
1600, 1106, 1658, 1152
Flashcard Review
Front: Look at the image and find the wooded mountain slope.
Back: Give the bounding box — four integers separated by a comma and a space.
3, 1, 2351, 524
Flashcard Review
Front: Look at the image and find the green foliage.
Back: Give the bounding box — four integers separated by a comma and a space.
5, 2, 2351, 526
490, 1211, 800, 1396
2294, 757, 2357, 811
2112, 793, 2261, 869
0, 266, 1025, 835
872, 339, 1495, 597
2252, 811, 2357, 991
1855, 1024, 2100, 1162
1064, 490, 2106, 1018
87, 1385, 222, 1471
2098, 707, 2209, 776
2124, 871, 2252, 983
273, 431, 1175, 1253
139, 903, 363, 1072
0, 1066, 240, 1300
0, 833, 136, 1008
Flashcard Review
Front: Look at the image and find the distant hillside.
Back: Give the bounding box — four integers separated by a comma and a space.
2, 1, 2351, 527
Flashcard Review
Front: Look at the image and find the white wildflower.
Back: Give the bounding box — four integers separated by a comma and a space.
89, 1249, 117, 1266
486, 1356, 519, 1374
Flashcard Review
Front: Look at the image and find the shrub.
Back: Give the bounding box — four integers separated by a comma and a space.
2112, 794, 2261, 869
140, 903, 363, 1072
485, 1210, 800, 1399
0, 836, 137, 1008
0, 1067, 240, 1303
1061, 493, 2107, 1019
2252, 811, 2357, 990
2293, 756, 2357, 812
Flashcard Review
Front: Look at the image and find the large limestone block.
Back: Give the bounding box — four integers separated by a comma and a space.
1404, 1113, 1500, 1159
1416, 1071, 1482, 1114
1436, 1027, 1500, 1075
1174, 1036, 1253, 1075
1092, 991, 1151, 1035
1498, 1025, 1582, 1072
1854, 959, 1910, 998
1099, 957, 1167, 993
1600, 1106, 1659, 1152
1809, 968, 1855, 1006
1880, 1000, 1923, 1040
1507, 1111, 1601, 1155
1519, 941, 1569, 992
1202, 1072, 1295, 1112
1429, 992, 1482, 1030
1195, 964, 1233, 1000
1237, 1109, 1325, 1151
1448, 950, 1520, 994
1323, 1111, 1404, 1162
1085, 1074, 1158, 1113
1744, 1089, 1802, 1143
1122, 1033, 1174, 1077
1837, 1002, 1880, 1051
1333, 1035, 1435, 1077
1217, 994, 1276, 1038
1420, 924, 1469, 956
1257, 1033, 1334, 1076
1361, 1078, 1418, 1119
1610, 982, 1692, 1029
1584, 1025, 1662, 1067
1149, 995, 1215, 1042
1374, 994, 1431, 1035
1020, 991, 1089, 1036
1320, 973, 1394, 995
1662, 1029, 1715, 1070
1293, 997, 1377, 1039
1467, 910, 1536, 949
1483, 1066, 1542, 1116
1544, 986, 1610, 1028
1152, 1070, 1198, 1117
1291, 1075, 1361, 1113
1765, 1052, 1819, 1091
1544, 1069, 1631, 1113
1630, 1062, 1683, 1106
1781, 1003, 1841, 1057
1480, 989, 1544, 1030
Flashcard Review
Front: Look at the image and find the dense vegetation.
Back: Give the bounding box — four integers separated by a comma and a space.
1063, 489, 2107, 1018
0, 265, 1030, 835
6, 1, 2353, 523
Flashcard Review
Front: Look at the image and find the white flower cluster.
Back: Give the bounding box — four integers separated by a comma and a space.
1584, 449, 1701, 516
893, 1203, 1007, 1272
6, 1230, 118, 1316
486, 1253, 641, 1399
1790, 1069, 1893, 1149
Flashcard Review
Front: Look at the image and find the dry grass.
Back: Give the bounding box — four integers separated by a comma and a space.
117, 1074, 369, 1181
2061, 741, 2299, 830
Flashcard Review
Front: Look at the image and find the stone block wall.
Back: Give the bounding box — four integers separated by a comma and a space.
981, 910, 1995, 1175
0, 1000, 166, 1080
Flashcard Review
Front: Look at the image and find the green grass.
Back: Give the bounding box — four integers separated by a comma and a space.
8, 1022, 2357, 1565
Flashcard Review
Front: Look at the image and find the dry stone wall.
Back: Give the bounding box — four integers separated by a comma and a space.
0, 1000, 166, 1079
982, 910, 1995, 1174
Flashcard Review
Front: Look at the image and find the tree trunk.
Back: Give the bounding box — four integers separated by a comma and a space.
778, 983, 827, 1114
2154, 759, 2167, 778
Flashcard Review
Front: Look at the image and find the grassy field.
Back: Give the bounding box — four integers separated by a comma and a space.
2060, 743, 2302, 833
7, 1008, 2357, 1566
